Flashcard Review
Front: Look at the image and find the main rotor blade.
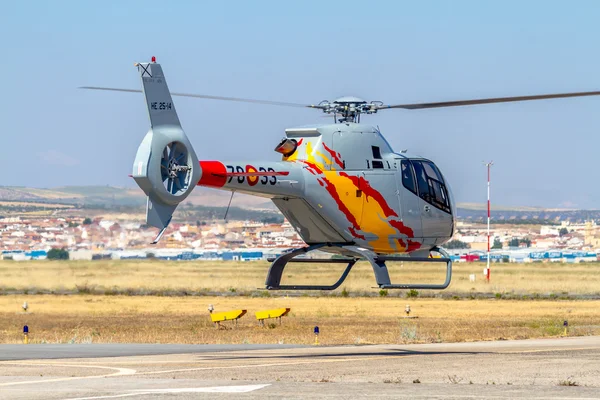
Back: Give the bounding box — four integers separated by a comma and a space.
79, 86, 324, 109
380, 91, 600, 110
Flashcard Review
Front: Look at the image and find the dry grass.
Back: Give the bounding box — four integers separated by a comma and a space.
1, 295, 598, 345
1, 260, 600, 297
2, 260, 599, 345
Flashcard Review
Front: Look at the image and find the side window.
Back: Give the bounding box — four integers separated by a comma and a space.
371, 146, 382, 159
372, 146, 383, 168
400, 160, 417, 195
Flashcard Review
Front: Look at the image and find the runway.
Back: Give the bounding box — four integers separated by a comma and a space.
0, 344, 303, 361
1, 336, 599, 399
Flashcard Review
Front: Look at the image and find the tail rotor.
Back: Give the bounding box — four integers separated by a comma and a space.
161, 141, 192, 195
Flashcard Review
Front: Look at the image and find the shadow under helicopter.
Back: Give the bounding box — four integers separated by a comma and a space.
195, 349, 492, 362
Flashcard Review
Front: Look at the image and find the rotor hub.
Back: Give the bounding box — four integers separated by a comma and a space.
316, 97, 384, 123
160, 141, 192, 195
167, 159, 190, 179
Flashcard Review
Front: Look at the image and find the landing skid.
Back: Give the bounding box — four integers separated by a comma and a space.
265, 244, 452, 290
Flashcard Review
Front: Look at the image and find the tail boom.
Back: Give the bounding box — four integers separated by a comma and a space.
197, 160, 304, 197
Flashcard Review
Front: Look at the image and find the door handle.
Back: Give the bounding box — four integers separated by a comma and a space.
424, 205, 431, 213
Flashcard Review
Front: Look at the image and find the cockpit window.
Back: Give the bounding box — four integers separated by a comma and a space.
401, 160, 417, 194
411, 160, 451, 214
412, 161, 431, 199
423, 161, 443, 182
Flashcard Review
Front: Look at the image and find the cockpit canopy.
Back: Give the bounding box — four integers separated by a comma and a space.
401, 159, 451, 214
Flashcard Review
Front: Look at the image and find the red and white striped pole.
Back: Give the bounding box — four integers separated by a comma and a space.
484, 161, 493, 282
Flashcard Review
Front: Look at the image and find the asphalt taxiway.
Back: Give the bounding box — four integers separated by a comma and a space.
1, 336, 599, 399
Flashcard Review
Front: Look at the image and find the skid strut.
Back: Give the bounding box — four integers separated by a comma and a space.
265, 244, 452, 290
265, 244, 357, 290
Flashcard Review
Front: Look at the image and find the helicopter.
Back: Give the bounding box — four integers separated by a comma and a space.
83, 58, 600, 291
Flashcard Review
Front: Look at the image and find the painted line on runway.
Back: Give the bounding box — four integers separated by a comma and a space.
0, 357, 390, 387
60, 394, 142, 400
2, 359, 195, 366
62, 384, 271, 400
0, 363, 136, 387
131, 384, 271, 393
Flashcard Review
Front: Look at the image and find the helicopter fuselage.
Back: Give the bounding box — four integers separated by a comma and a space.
197, 123, 455, 255
93, 58, 600, 289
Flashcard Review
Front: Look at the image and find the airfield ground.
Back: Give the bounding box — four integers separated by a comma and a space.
1, 260, 600, 345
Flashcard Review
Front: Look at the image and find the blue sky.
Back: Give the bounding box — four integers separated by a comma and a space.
2, 1, 600, 208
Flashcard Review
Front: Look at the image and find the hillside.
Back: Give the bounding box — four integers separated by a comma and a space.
0, 186, 275, 210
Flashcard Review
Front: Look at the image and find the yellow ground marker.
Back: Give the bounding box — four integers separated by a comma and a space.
255, 308, 291, 326
209, 309, 247, 328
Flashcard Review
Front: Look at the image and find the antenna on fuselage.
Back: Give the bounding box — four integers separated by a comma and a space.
223, 191, 235, 220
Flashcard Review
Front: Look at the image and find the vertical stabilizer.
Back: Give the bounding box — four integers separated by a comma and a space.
137, 61, 181, 128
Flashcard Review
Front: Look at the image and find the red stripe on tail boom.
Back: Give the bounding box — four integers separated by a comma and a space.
198, 161, 227, 188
